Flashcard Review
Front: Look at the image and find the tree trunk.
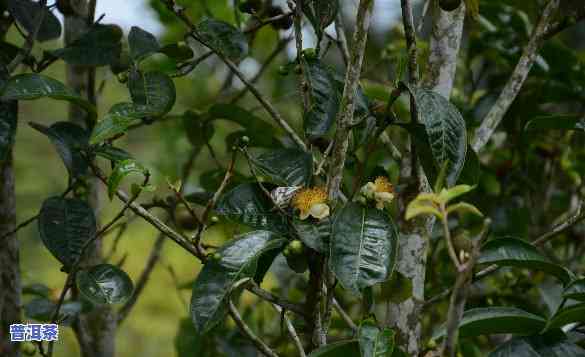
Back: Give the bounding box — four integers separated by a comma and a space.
64, 2, 117, 356
0, 102, 20, 357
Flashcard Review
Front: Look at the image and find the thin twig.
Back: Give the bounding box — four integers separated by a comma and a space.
228, 279, 280, 357
271, 304, 306, 357
400, 0, 419, 84
247, 283, 307, 317
332, 298, 357, 333
7, 0, 47, 72
471, 0, 560, 152
334, 10, 350, 67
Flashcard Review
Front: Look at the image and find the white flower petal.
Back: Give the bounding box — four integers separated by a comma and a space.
309, 203, 330, 220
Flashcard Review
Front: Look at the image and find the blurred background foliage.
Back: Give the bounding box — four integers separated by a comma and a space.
8, 0, 585, 356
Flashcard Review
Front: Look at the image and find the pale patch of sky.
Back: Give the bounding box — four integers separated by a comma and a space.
94, 0, 163, 35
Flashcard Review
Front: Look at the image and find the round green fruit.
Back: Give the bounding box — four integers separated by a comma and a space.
288, 240, 304, 255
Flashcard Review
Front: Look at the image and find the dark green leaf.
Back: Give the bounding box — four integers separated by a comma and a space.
489, 330, 585, 356
38, 197, 96, 269
216, 183, 288, 233
76, 264, 134, 305
330, 202, 399, 295
303, 0, 339, 40
563, 278, 585, 302
0, 74, 97, 121
190, 231, 286, 333
477, 238, 574, 284
89, 113, 140, 145
159, 44, 194, 62
546, 303, 585, 331
184, 190, 214, 206
29, 122, 89, 178
303, 58, 340, 139
52, 24, 122, 66
6, 0, 61, 42
128, 26, 160, 61
22, 283, 50, 298
24, 298, 81, 325
432, 307, 547, 340
175, 317, 207, 357
358, 319, 395, 357
457, 146, 481, 186
406, 85, 467, 186
194, 18, 248, 61
308, 340, 360, 357
93, 145, 133, 163
249, 148, 313, 186
107, 159, 148, 199
292, 217, 330, 254
129, 71, 176, 115
524, 115, 585, 132
208, 104, 276, 147
183, 110, 215, 148
0, 96, 17, 163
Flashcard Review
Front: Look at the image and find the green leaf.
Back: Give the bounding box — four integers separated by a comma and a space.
308, 340, 360, 357
129, 71, 176, 116
194, 18, 248, 61
208, 104, 276, 147
524, 114, 585, 132
6, 0, 61, 42
358, 319, 395, 357
107, 159, 148, 199
89, 113, 140, 145
38, 197, 96, 269
93, 145, 133, 163
563, 278, 585, 302
159, 43, 194, 62
128, 26, 160, 61
330, 202, 399, 295
183, 110, 215, 148
190, 231, 287, 333
457, 146, 481, 186
303, 0, 339, 40
546, 303, 585, 331
29, 122, 89, 178
216, 183, 288, 233
489, 330, 585, 356
432, 307, 547, 340
477, 238, 574, 284
175, 317, 207, 357
76, 264, 134, 305
0, 74, 97, 121
292, 217, 330, 254
303, 58, 341, 139
407, 85, 467, 187
249, 148, 313, 186
0, 96, 17, 163
52, 24, 123, 66
24, 298, 81, 325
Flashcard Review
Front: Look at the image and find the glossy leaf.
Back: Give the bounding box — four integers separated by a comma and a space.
249, 148, 313, 186
107, 159, 148, 199
308, 340, 360, 357
358, 319, 395, 357
174, 317, 207, 357
303, 58, 340, 139
208, 104, 276, 147
89, 112, 140, 145
6, 0, 61, 42
190, 231, 287, 333
38, 197, 96, 269
330, 202, 399, 294
128, 26, 160, 61
29, 122, 89, 178
477, 238, 573, 284
194, 19, 248, 61
129, 71, 176, 115
433, 307, 546, 340
292, 217, 330, 254
524, 114, 585, 132
407, 85, 467, 187
76, 264, 134, 305
216, 183, 288, 233
563, 278, 585, 302
93, 145, 133, 163
24, 298, 81, 325
489, 330, 585, 356
52, 24, 122, 66
546, 303, 585, 331
0, 74, 97, 121
183, 110, 215, 148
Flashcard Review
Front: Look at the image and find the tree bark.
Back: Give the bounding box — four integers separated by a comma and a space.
64, 2, 117, 356
0, 101, 20, 357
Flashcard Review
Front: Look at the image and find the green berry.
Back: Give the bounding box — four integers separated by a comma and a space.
278, 65, 289, 76
210, 216, 220, 224
289, 240, 303, 254
302, 48, 318, 60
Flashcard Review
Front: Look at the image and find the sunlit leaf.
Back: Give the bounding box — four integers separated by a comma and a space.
53, 24, 123, 66
194, 18, 248, 61
76, 264, 134, 305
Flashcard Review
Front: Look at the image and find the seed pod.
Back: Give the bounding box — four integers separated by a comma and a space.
439, 0, 462, 11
